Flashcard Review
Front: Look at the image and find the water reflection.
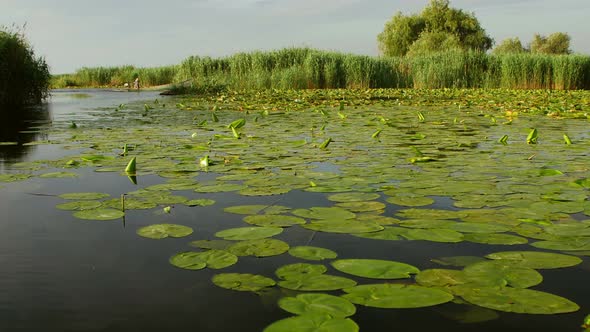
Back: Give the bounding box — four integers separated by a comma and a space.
0, 102, 52, 163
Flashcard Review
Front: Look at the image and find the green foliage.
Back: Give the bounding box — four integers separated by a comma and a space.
530, 32, 571, 55
378, 0, 493, 57
0, 26, 50, 108
493, 38, 527, 54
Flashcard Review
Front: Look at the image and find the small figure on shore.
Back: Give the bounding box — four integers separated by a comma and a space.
133, 77, 140, 91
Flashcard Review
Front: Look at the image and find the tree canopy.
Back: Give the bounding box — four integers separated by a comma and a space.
530, 32, 571, 55
493, 38, 527, 54
378, 0, 493, 57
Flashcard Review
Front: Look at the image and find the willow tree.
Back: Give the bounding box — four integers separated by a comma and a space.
378, 0, 493, 57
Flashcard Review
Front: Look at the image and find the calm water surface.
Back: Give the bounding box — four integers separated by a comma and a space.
0, 90, 588, 332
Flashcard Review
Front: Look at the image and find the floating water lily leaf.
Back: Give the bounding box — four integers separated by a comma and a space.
455, 286, 579, 314
137, 224, 193, 239
288, 246, 338, 261
59, 192, 110, 200
403, 228, 464, 243
539, 169, 563, 177
335, 201, 386, 213
102, 198, 157, 210
463, 233, 528, 245
386, 196, 434, 207
278, 275, 357, 291
224, 205, 292, 215
212, 273, 276, 292
276, 263, 327, 280
463, 261, 543, 288
415, 269, 470, 288
239, 186, 291, 196
73, 208, 125, 221
39, 172, 78, 178
184, 199, 216, 207
215, 226, 283, 240
447, 222, 511, 234
169, 250, 237, 270
56, 200, 102, 211
189, 239, 233, 250
396, 208, 462, 220
228, 239, 289, 257
327, 192, 380, 202
292, 207, 356, 220
352, 226, 407, 241
431, 256, 486, 267
263, 313, 359, 332
0, 174, 31, 182
399, 219, 457, 229
195, 183, 247, 193
331, 259, 419, 279
531, 239, 590, 251
278, 294, 356, 318
303, 219, 383, 234
342, 284, 454, 309
436, 304, 500, 324
244, 215, 306, 227
485, 251, 582, 269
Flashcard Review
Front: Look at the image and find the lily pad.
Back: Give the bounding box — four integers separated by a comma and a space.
327, 192, 380, 202
278, 294, 356, 318
288, 246, 338, 261
431, 256, 487, 267
278, 275, 357, 291
531, 238, 590, 251
224, 205, 292, 215
189, 239, 233, 250
446, 222, 511, 234
402, 228, 464, 243
352, 226, 407, 241
386, 196, 434, 207
170, 250, 237, 270
212, 273, 276, 292
331, 259, 419, 279
73, 208, 125, 221
302, 219, 383, 234
463, 233, 528, 245
276, 263, 327, 280
228, 239, 290, 257
263, 313, 359, 332
59, 192, 110, 200
244, 215, 306, 227
137, 224, 194, 239
342, 284, 454, 309
185, 199, 216, 207
335, 201, 386, 213
455, 286, 579, 314
463, 261, 543, 289
485, 251, 582, 269
292, 207, 356, 220
215, 226, 283, 240
56, 200, 102, 211
39, 172, 79, 178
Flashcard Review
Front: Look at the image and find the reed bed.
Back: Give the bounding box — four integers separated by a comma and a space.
51, 48, 590, 91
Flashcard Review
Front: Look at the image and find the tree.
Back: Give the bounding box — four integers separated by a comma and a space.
378, 0, 493, 57
407, 31, 462, 57
530, 32, 571, 54
493, 37, 527, 54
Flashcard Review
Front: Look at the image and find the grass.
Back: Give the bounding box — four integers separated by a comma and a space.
0, 27, 50, 108
51, 48, 590, 91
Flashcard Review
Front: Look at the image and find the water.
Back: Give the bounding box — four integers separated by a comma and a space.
0, 90, 588, 332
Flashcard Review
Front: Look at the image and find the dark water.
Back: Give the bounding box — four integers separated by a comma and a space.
0, 90, 588, 332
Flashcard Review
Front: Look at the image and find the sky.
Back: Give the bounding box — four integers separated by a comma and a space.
1, 0, 589, 74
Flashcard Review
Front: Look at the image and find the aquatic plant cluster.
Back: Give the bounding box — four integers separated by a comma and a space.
0, 27, 50, 108
2, 88, 590, 330
51, 48, 590, 91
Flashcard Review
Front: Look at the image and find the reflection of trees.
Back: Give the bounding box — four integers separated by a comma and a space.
0, 103, 51, 162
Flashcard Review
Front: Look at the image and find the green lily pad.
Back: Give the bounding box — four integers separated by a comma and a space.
531, 238, 590, 251
402, 228, 464, 243
292, 207, 356, 220
169, 250, 237, 270
59, 192, 111, 200
212, 273, 276, 292
184, 199, 216, 207
288, 246, 338, 261
73, 208, 125, 220
463, 261, 543, 289
447, 222, 511, 234
0, 174, 31, 182
189, 239, 233, 250
485, 251, 582, 269
302, 219, 383, 234
386, 196, 434, 207
352, 226, 407, 241
455, 286, 579, 314
103, 198, 157, 210
244, 215, 306, 227
331, 259, 419, 279
463, 233, 528, 245
215, 226, 283, 240
137, 224, 194, 239
56, 200, 102, 211
342, 284, 454, 309
335, 201, 386, 213
327, 192, 380, 202
39, 172, 79, 178
431, 256, 487, 267
415, 269, 470, 288
263, 313, 359, 332
276, 263, 327, 280
278, 275, 357, 291
195, 183, 247, 193
228, 239, 289, 257
224, 205, 292, 215
396, 208, 462, 220
278, 294, 356, 318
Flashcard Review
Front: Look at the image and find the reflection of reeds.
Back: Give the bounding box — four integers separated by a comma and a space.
51, 48, 590, 90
